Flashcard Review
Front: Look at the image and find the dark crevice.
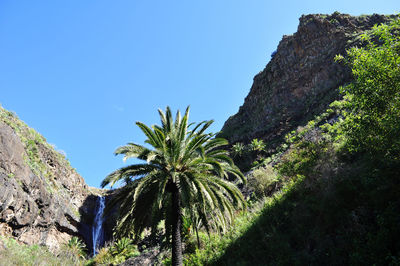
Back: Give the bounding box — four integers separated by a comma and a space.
65, 213, 79, 228
55, 221, 78, 236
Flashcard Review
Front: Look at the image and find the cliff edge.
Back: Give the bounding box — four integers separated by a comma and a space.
0, 105, 98, 251
220, 13, 396, 145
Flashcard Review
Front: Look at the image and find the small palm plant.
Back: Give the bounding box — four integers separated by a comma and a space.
64, 236, 86, 260
231, 142, 245, 157
110, 237, 139, 264
249, 138, 265, 152
102, 106, 245, 266
93, 247, 112, 265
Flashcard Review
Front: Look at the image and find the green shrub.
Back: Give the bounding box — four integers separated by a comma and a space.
231, 138, 268, 171
91, 246, 113, 265
231, 142, 245, 157
249, 138, 265, 152
247, 166, 278, 198
61, 236, 87, 260
278, 128, 327, 178
92, 237, 139, 265
335, 17, 400, 161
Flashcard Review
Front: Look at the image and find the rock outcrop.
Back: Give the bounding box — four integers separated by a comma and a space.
0, 106, 98, 251
220, 13, 396, 145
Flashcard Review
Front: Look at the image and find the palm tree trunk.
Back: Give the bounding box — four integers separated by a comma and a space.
171, 183, 183, 266
195, 224, 200, 248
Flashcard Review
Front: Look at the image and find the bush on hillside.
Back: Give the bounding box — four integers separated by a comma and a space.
247, 166, 279, 199
335, 17, 400, 161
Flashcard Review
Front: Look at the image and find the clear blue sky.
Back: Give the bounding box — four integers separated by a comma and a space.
1, 1, 398, 188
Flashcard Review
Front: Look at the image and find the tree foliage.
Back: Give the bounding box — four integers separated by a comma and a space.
336, 17, 400, 161
102, 106, 245, 265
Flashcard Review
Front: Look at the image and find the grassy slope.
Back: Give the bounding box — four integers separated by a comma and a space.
213, 160, 400, 265
183, 125, 400, 265
198, 18, 400, 266
184, 97, 400, 265
0, 236, 86, 266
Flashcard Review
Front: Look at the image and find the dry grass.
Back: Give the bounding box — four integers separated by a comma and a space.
0, 236, 87, 266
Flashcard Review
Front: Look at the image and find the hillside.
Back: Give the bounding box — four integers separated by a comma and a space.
0, 11, 399, 266
220, 13, 395, 146
0, 106, 98, 251
185, 13, 400, 265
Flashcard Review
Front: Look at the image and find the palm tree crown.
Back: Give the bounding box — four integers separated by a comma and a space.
102, 106, 245, 265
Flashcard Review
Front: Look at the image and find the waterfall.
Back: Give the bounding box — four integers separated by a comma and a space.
92, 196, 105, 256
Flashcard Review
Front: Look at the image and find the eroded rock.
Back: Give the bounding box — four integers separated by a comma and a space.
221, 13, 396, 145
0, 109, 96, 251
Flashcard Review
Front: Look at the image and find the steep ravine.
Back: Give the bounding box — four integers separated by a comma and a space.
1, 12, 397, 262
0, 106, 104, 251
220, 13, 396, 146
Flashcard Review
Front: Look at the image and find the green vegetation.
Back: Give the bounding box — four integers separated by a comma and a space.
7, 173, 15, 178
247, 166, 279, 199
335, 17, 400, 160
102, 106, 245, 265
0, 235, 139, 266
0, 236, 87, 266
88, 237, 139, 265
65, 237, 87, 260
181, 17, 400, 265
230, 138, 268, 170
231, 142, 245, 157
249, 138, 265, 152
0, 105, 72, 194
0, 107, 45, 176
109, 238, 139, 263
1, 14, 399, 266
95, 18, 400, 265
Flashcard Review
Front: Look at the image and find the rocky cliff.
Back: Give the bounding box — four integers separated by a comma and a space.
0, 105, 100, 251
220, 13, 396, 145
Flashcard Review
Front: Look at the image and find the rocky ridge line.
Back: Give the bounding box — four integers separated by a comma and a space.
220, 13, 396, 145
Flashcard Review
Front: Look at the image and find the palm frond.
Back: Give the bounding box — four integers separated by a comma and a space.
101, 164, 157, 188
136, 122, 162, 148
102, 106, 246, 246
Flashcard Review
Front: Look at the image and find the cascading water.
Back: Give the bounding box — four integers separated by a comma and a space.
92, 196, 105, 256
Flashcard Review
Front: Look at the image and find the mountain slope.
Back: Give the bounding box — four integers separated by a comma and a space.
0, 105, 96, 251
185, 14, 400, 265
220, 13, 394, 145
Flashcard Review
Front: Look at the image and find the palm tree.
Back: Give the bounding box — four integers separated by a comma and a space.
101, 106, 245, 266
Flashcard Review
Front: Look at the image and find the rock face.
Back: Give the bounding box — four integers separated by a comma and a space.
220, 13, 395, 145
0, 106, 98, 251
